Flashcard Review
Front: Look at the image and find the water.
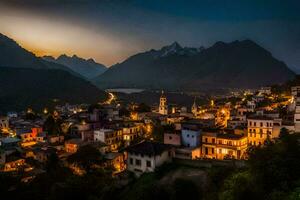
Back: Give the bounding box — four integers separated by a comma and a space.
106, 88, 144, 94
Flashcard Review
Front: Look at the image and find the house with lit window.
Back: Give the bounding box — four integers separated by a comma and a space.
201, 132, 248, 160
125, 141, 173, 176
65, 138, 84, 153
247, 115, 282, 146
94, 128, 123, 151
122, 124, 142, 145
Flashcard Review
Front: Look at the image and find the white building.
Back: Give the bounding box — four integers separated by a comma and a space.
126, 141, 173, 176
158, 91, 168, 115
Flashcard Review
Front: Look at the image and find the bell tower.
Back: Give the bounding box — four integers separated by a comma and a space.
191, 97, 198, 115
159, 91, 168, 115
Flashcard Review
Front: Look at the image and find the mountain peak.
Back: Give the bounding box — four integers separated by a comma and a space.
160, 41, 183, 57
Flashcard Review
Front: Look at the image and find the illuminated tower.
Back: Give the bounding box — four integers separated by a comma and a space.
191, 97, 198, 116
159, 91, 168, 115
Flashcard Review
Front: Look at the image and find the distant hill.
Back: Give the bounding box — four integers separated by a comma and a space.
0, 33, 107, 112
43, 54, 107, 79
0, 33, 81, 77
93, 40, 295, 90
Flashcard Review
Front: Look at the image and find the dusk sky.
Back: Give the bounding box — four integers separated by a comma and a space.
0, 0, 299, 71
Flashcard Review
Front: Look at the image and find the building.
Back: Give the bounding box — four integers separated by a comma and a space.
258, 87, 272, 95
181, 129, 201, 147
65, 138, 84, 153
0, 116, 9, 131
174, 147, 201, 160
94, 129, 122, 151
104, 152, 125, 173
122, 124, 142, 144
0, 137, 20, 150
247, 115, 282, 146
164, 132, 181, 146
201, 132, 248, 159
294, 92, 300, 132
126, 141, 173, 175
48, 135, 64, 144
158, 91, 168, 115
125, 141, 173, 176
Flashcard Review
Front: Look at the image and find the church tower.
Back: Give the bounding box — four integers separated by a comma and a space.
191, 97, 198, 115
159, 91, 168, 115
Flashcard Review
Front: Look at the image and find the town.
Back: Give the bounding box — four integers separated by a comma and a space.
0, 85, 299, 179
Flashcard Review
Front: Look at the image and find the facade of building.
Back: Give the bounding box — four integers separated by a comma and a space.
122, 125, 142, 144
164, 132, 181, 146
126, 141, 173, 176
247, 116, 282, 146
65, 138, 84, 153
294, 93, 300, 132
94, 129, 122, 151
201, 132, 248, 159
174, 147, 201, 160
181, 129, 201, 147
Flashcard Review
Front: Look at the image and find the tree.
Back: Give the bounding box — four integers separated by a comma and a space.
43, 114, 63, 135
67, 145, 105, 172
219, 171, 262, 200
135, 103, 151, 113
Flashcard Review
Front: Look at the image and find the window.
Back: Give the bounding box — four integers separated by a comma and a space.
129, 158, 133, 165
212, 138, 215, 144
169, 136, 172, 140
212, 148, 214, 154
205, 147, 208, 154
135, 159, 141, 166
187, 134, 190, 137
260, 122, 263, 127
254, 122, 256, 126
205, 138, 208, 143
146, 160, 151, 167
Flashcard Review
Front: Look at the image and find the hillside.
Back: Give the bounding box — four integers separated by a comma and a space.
0, 33, 81, 77
93, 40, 295, 90
43, 55, 107, 79
0, 67, 107, 113
0, 33, 107, 112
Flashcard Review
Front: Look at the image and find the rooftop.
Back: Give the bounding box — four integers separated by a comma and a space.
126, 141, 172, 156
217, 133, 246, 140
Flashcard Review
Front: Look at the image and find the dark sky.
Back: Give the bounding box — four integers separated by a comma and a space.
0, 0, 299, 71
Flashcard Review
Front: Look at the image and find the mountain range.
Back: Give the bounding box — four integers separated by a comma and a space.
43, 54, 106, 79
0, 33, 107, 112
93, 40, 295, 90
